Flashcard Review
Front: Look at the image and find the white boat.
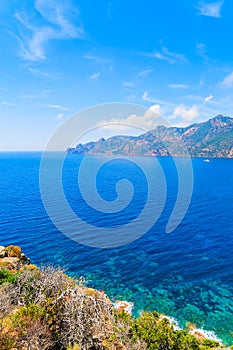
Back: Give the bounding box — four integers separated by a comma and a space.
203, 159, 211, 162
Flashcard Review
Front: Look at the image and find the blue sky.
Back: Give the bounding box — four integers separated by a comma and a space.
1, 0, 233, 150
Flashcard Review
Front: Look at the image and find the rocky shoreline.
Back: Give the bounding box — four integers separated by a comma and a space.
0, 245, 230, 349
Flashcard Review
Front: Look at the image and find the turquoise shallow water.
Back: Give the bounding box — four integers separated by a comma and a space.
0, 152, 233, 345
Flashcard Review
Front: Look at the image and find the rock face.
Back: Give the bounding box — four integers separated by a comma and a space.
0, 246, 6, 258
68, 115, 233, 158
0, 245, 30, 271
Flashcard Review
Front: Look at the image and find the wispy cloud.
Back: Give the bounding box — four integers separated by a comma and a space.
142, 91, 176, 111
28, 67, 60, 79
142, 92, 176, 107
142, 92, 159, 103
137, 69, 153, 78
182, 94, 206, 103
169, 84, 188, 89
196, 43, 208, 60
90, 72, 101, 80
204, 94, 214, 103
55, 112, 64, 120
45, 104, 69, 111
14, 0, 83, 61
21, 89, 51, 99
143, 46, 187, 64
1, 101, 15, 107
123, 82, 136, 88
196, 1, 224, 18
220, 72, 233, 88
83, 50, 113, 65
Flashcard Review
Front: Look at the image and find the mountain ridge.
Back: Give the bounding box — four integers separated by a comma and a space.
68, 115, 233, 158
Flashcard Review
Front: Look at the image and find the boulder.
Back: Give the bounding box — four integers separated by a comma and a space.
20, 253, 30, 264
0, 246, 6, 258
0, 245, 30, 271
0, 257, 21, 270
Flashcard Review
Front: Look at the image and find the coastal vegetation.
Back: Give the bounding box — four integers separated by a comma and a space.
0, 245, 231, 350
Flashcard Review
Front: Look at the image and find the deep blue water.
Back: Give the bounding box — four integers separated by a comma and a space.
0, 152, 233, 344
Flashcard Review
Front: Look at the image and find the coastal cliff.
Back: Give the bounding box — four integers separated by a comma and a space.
0, 245, 231, 350
68, 115, 233, 158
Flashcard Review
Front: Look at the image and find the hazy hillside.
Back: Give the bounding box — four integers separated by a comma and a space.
68, 115, 233, 158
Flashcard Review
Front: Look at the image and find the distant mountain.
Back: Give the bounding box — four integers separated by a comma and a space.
67, 115, 233, 158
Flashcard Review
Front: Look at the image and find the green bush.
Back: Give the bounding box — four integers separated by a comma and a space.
200, 338, 222, 348
132, 312, 200, 350
12, 304, 45, 325
0, 269, 18, 284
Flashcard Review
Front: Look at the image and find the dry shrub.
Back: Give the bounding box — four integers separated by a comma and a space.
57, 287, 114, 349
5, 245, 21, 258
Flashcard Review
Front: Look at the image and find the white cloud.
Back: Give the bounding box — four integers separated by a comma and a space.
169, 84, 188, 89
55, 112, 64, 120
1, 101, 15, 106
144, 46, 187, 64
197, 1, 224, 18
137, 69, 153, 78
204, 94, 214, 103
45, 104, 69, 111
28, 67, 59, 79
90, 72, 101, 80
21, 89, 51, 99
142, 92, 176, 108
123, 82, 135, 88
15, 0, 83, 60
94, 102, 213, 135
83, 50, 113, 65
196, 43, 208, 60
97, 105, 167, 133
220, 72, 233, 88
142, 91, 158, 103
169, 104, 199, 122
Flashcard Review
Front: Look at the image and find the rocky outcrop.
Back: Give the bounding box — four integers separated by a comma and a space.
0, 246, 229, 349
0, 245, 30, 271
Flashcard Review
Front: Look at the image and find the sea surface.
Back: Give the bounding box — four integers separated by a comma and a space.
1, 152, 233, 345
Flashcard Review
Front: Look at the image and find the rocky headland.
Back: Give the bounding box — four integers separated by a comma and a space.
68, 115, 233, 158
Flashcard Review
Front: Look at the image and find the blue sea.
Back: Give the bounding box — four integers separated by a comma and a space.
1, 152, 233, 345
